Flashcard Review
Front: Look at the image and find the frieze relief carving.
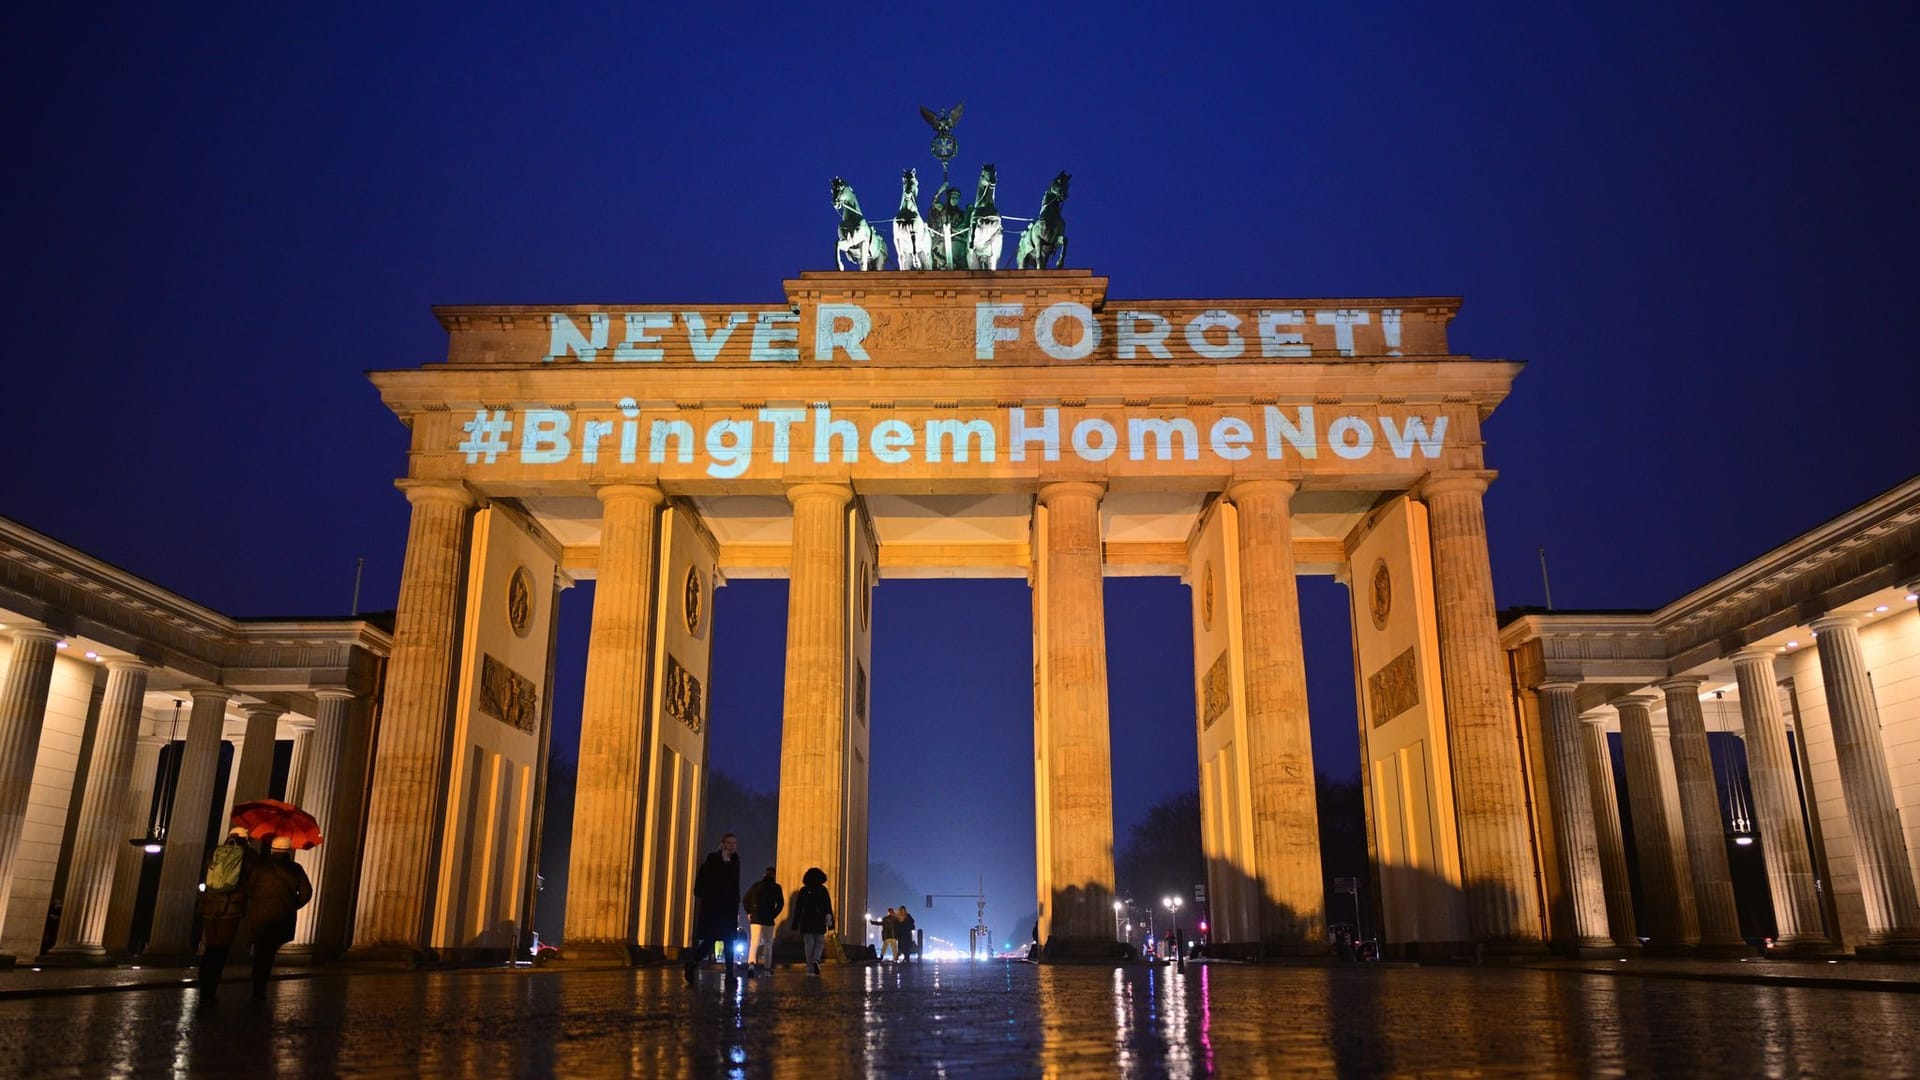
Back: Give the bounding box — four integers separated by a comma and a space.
1202, 650, 1232, 728
664, 653, 705, 734
1367, 646, 1420, 728
479, 654, 539, 734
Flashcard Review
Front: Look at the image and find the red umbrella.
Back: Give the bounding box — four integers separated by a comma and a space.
230, 798, 324, 850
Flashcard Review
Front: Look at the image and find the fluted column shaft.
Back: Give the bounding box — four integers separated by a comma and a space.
1536, 683, 1610, 949
230, 705, 281, 806
285, 719, 314, 805
1033, 482, 1116, 943
1730, 650, 1825, 945
564, 484, 665, 954
1228, 480, 1322, 947
1660, 678, 1745, 949
775, 483, 856, 938
50, 661, 152, 957
1615, 696, 1694, 947
1811, 616, 1920, 945
148, 687, 232, 955
1420, 474, 1541, 945
352, 480, 475, 955
292, 692, 352, 951
1581, 717, 1637, 945
104, 735, 166, 953
0, 627, 61, 951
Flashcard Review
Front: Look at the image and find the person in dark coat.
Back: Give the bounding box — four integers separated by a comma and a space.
242, 834, 312, 999
741, 866, 784, 977
895, 906, 918, 962
870, 908, 899, 961
684, 833, 742, 982
790, 866, 834, 975
195, 827, 258, 997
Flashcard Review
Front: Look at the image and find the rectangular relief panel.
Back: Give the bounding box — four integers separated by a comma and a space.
637, 501, 721, 951
1346, 495, 1467, 946
1186, 496, 1259, 946
434, 505, 559, 954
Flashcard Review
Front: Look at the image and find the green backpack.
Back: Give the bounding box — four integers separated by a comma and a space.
204, 842, 247, 893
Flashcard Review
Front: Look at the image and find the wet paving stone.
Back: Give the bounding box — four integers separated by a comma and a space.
2, 960, 1917, 1077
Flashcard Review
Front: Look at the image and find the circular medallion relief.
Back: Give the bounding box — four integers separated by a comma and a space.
857, 561, 871, 631
1200, 562, 1216, 632
1369, 558, 1392, 631
507, 566, 535, 638
684, 565, 704, 635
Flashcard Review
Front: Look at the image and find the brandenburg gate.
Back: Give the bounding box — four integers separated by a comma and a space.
351, 269, 1540, 961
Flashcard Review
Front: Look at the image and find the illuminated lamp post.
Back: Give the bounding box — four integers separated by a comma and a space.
1162, 896, 1184, 970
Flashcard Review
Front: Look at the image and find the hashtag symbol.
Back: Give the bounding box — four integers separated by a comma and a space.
458, 409, 513, 463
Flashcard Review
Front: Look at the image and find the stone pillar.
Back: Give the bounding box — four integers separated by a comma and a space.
48, 660, 152, 960
1615, 694, 1696, 949
1227, 479, 1323, 949
1534, 683, 1611, 951
230, 704, 282, 806
775, 483, 857, 947
563, 483, 664, 962
1810, 615, 1920, 950
147, 687, 232, 957
1659, 677, 1747, 953
1580, 716, 1637, 946
1419, 473, 1542, 947
285, 718, 315, 805
352, 480, 474, 958
1032, 481, 1117, 947
291, 691, 352, 953
103, 734, 166, 954
0, 626, 61, 959
1730, 650, 1826, 948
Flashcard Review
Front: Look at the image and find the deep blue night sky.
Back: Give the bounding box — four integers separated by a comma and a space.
4, 4, 1915, 944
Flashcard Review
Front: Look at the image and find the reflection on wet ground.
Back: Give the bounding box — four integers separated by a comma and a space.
3, 960, 1918, 1077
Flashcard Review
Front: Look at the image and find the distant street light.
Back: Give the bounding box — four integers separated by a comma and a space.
1162, 896, 1185, 970
1113, 900, 1125, 942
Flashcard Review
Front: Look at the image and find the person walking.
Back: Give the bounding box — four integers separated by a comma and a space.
741, 865, 784, 977
870, 908, 899, 962
242, 835, 312, 999
195, 826, 257, 997
896, 905, 918, 963
791, 866, 834, 975
684, 833, 743, 983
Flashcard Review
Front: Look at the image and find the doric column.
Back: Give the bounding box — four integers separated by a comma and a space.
563, 483, 665, 961
1729, 650, 1826, 948
1614, 694, 1695, 948
1419, 473, 1542, 946
0, 626, 62, 957
352, 480, 474, 957
1535, 682, 1611, 951
103, 733, 166, 954
49, 660, 152, 959
775, 483, 857, 944
1659, 677, 1746, 952
1227, 479, 1323, 949
1032, 481, 1117, 946
285, 717, 315, 806
291, 691, 352, 952
147, 687, 233, 957
230, 704, 282, 806
1810, 615, 1920, 948
1580, 715, 1637, 946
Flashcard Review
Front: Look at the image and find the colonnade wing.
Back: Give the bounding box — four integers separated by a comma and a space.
634, 501, 721, 954
1187, 496, 1257, 947
432, 505, 558, 957
1346, 494, 1467, 949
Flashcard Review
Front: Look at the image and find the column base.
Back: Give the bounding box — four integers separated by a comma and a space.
550, 942, 663, 966
1038, 936, 1133, 963
1762, 934, 1837, 957
1556, 939, 1629, 960
340, 944, 437, 967
0, 953, 15, 970
1855, 938, 1920, 961
39, 945, 116, 967
1691, 939, 1755, 959
1637, 941, 1699, 958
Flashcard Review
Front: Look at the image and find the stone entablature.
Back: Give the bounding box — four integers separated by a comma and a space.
0, 516, 390, 695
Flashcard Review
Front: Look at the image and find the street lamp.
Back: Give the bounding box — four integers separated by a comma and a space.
1162, 896, 1184, 969
1113, 900, 1125, 942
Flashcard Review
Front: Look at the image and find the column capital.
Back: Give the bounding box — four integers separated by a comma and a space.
1225, 478, 1298, 503
394, 478, 475, 508
287, 716, 317, 732
242, 702, 285, 721
5, 625, 62, 645
1657, 676, 1706, 695
1578, 708, 1613, 727
187, 686, 233, 706
311, 687, 356, 703
1728, 649, 1777, 668
785, 482, 854, 508
103, 658, 154, 675
1809, 613, 1860, 633
1534, 679, 1581, 694
1608, 692, 1659, 713
591, 481, 666, 508
1035, 481, 1105, 507
1415, 470, 1498, 501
